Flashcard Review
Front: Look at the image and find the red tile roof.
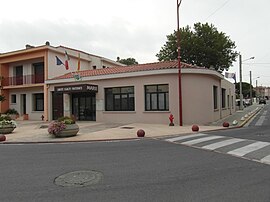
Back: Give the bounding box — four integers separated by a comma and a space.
51, 60, 205, 80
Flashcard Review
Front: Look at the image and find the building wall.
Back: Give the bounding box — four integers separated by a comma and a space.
48, 74, 178, 124
47, 71, 235, 125
8, 87, 44, 120
182, 74, 220, 125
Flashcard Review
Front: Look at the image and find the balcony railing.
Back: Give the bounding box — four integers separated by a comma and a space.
2, 74, 44, 86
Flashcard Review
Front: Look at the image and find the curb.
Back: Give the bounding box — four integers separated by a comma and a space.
0, 137, 141, 145
238, 106, 263, 127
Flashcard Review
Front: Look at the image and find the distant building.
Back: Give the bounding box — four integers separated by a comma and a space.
0, 43, 236, 125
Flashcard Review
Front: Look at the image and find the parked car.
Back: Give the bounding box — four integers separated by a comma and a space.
259, 99, 266, 104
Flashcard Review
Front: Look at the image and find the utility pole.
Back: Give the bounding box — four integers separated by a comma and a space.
250, 71, 252, 105
177, 0, 183, 126
239, 54, 243, 110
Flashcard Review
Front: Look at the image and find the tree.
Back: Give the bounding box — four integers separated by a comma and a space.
235, 82, 256, 98
117, 57, 138, 66
156, 22, 238, 72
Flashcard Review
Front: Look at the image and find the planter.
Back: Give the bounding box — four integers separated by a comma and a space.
23, 114, 29, 120
9, 114, 18, 120
54, 123, 79, 138
0, 125, 16, 134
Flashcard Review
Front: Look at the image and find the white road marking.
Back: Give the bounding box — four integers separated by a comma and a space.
255, 116, 266, 126
227, 142, 270, 157
260, 154, 270, 164
181, 136, 224, 146
202, 138, 245, 150
165, 133, 207, 142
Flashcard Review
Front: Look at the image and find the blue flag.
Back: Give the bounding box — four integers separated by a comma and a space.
55, 56, 64, 66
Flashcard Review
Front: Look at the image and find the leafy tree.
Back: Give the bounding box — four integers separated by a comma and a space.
156, 22, 238, 72
235, 82, 256, 98
117, 57, 138, 66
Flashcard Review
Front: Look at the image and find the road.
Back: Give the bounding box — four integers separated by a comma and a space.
0, 104, 270, 202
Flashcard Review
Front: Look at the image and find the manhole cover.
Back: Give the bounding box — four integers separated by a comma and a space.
54, 170, 103, 187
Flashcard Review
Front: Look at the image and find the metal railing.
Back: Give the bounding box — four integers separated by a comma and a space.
2, 74, 44, 86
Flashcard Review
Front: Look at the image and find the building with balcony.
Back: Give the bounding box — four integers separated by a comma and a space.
0, 43, 236, 125
0, 42, 124, 121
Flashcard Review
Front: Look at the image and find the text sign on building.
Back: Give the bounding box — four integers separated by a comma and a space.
55, 84, 98, 93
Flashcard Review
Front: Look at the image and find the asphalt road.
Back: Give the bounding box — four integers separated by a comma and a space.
0, 138, 270, 202
206, 103, 270, 142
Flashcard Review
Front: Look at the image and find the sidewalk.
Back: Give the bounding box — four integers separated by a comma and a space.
1, 103, 264, 144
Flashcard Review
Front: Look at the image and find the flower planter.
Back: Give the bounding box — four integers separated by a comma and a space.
53, 123, 79, 138
0, 125, 15, 134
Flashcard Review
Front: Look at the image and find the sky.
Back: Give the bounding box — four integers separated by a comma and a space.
0, 0, 269, 86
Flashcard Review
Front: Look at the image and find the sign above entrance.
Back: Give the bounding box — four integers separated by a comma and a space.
55, 84, 98, 93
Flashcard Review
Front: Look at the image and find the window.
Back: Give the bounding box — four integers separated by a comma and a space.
145, 84, 169, 111
213, 86, 218, 110
105, 87, 134, 111
227, 95, 230, 108
33, 62, 44, 83
93, 66, 96, 69
33, 93, 44, 111
222, 88, 226, 108
11, 94, 16, 104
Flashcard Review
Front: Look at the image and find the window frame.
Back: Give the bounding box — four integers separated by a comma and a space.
222, 88, 226, 109
11, 94, 16, 104
33, 93, 44, 111
105, 86, 135, 111
213, 86, 218, 110
145, 84, 169, 111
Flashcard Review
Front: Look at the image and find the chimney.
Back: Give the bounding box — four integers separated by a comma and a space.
45, 41, 50, 46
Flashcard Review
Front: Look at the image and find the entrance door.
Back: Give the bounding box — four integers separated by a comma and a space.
52, 92, 63, 120
21, 94, 26, 115
72, 93, 96, 121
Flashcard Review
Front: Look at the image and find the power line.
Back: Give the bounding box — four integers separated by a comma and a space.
204, 0, 231, 21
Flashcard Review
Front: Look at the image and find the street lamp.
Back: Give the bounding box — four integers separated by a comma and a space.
239, 54, 255, 110
177, 0, 183, 126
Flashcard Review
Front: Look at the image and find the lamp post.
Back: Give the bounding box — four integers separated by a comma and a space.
239, 54, 255, 110
177, 0, 183, 126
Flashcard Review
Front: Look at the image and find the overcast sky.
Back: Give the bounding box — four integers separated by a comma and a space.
0, 0, 269, 86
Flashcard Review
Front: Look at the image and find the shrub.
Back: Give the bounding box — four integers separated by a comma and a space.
0, 115, 16, 128
48, 116, 75, 135
57, 116, 75, 124
5, 108, 19, 115
48, 121, 66, 135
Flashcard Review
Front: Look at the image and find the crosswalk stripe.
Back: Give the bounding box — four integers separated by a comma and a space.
181, 136, 224, 146
202, 138, 245, 150
227, 142, 270, 157
260, 154, 270, 164
165, 133, 207, 142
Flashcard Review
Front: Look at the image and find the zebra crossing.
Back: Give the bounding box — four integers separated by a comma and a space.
165, 133, 270, 165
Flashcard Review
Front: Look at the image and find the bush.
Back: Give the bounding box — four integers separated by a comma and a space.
5, 108, 19, 115
57, 116, 75, 124
0, 115, 16, 128
48, 116, 76, 135
0, 115, 12, 121
48, 121, 66, 135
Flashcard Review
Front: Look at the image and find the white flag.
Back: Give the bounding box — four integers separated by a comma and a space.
225, 72, 236, 83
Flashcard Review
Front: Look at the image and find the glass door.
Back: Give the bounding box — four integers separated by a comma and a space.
72, 93, 96, 121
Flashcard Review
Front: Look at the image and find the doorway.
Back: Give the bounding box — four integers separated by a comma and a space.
72, 93, 96, 121
21, 94, 26, 115
52, 92, 64, 120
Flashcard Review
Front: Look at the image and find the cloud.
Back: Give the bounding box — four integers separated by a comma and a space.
0, 19, 165, 63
